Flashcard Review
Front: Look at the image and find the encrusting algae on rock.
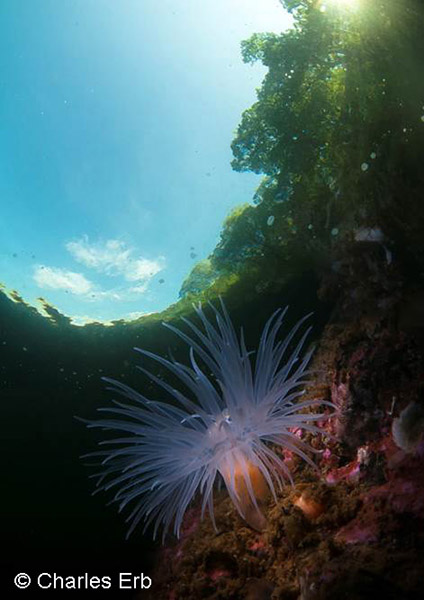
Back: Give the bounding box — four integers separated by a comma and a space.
144, 275, 424, 599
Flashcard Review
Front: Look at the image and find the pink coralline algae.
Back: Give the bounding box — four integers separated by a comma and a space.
325, 445, 370, 485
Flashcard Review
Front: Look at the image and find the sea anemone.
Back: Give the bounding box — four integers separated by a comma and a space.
83, 300, 332, 541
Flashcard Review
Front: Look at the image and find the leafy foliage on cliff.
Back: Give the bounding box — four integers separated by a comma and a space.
233, 0, 424, 213
180, 0, 424, 303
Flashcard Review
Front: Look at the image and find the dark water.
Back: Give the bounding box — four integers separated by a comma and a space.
1, 294, 156, 597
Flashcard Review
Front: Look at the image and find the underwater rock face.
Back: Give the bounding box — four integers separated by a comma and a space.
147, 286, 424, 600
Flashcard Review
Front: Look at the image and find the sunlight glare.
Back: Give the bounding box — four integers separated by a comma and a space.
326, 0, 360, 10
